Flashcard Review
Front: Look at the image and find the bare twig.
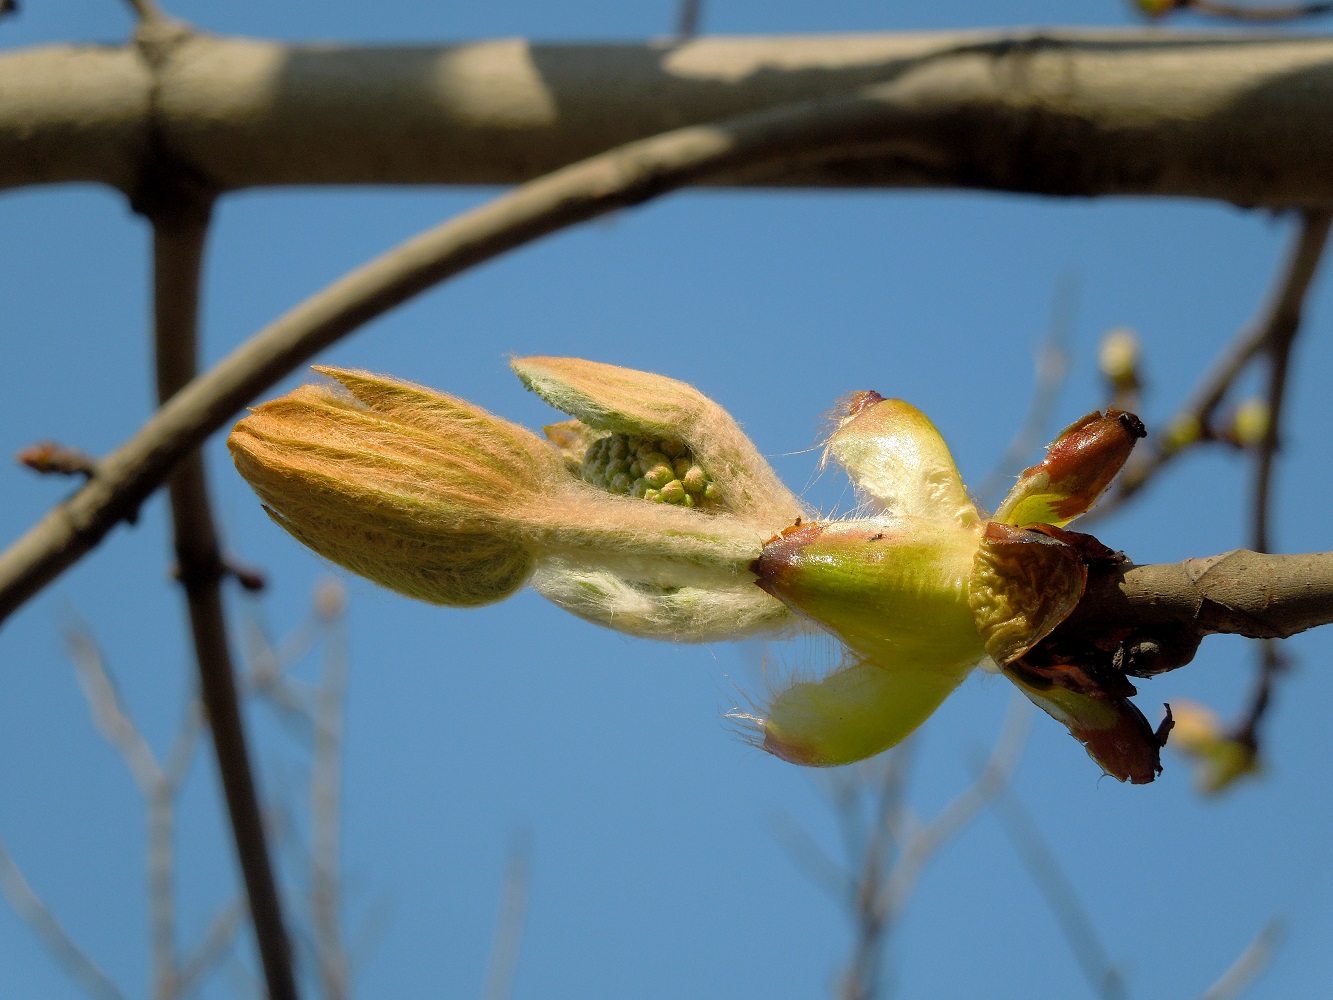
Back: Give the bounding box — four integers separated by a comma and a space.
1252, 209, 1333, 552
178, 897, 247, 999
0, 82, 1030, 624
1101, 212, 1332, 515
882, 696, 1030, 917
976, 278, 1075, 507
984, 778, 1126, 1000
1196, 920, 1283, 1000
832, 698, 1029, 1000
66, 626, 163, 792
0, 835, 131, 1000
151, 200, 298, 1000
483, 836, 531, 1000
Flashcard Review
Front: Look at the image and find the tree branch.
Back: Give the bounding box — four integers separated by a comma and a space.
151, 201, 297, 1000
8, 31, 1333, 203
1066, 550, 1333, 645
0, 82, 1046, 624
0, 836, 131, 1000
1106, 210, 1333, 509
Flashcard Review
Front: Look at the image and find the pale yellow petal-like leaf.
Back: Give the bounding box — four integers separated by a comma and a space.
824, 395, 979, 527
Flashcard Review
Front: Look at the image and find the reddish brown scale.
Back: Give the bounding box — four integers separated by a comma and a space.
752, 521, 826, 598
1018, 409, 1146, 522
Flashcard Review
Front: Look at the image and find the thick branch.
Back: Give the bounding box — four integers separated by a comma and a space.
9, 31, 1333, 203
1067, 550, 1333, 642
152, 205, 298, 1000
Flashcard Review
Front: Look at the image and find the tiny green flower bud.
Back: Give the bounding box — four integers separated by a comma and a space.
683, 465, 708, 494
644, 463, 675, 489
659, 480, 687, 505
511, 356, 803, 526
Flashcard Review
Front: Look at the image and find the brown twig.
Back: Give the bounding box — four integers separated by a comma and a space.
65, 627, 180, 998
151, 200, 298, 1000
1100, 212, 1333, 516
1229, 209, 1333, 750
0, 835, 131, 1000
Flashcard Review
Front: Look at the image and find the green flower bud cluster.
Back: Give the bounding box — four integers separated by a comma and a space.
579, 433, 722, 508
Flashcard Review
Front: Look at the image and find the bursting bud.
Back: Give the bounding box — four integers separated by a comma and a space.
745, 394, 1158, 780
232, 361, 1159, 783
993, 410, 1146, 528
230, 362, 799, 642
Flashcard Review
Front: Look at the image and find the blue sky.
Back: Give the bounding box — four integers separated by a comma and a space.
3, 2, 1333, 999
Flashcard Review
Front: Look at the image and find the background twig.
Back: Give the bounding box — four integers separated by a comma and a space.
151, 199, 298, 1000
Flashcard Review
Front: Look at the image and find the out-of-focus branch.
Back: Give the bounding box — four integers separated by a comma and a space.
0, 836, 131, 1000
1252, 209, 1331, 552
178, 897, 246, 999
1197, 920, 1283, 1000
881, 697, 1030, 918
483, 837, 531, 1000
311, 587, 349, 1000
811, 699, 1028, 1000
122, 0, 164, 21
984, 778, 1125, 1000
675, 0, 703, 39
1227, 210, 1332, 751
66, 628, 163, 792
150, 197, 297, 1000
1102, 212, 1332, 512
